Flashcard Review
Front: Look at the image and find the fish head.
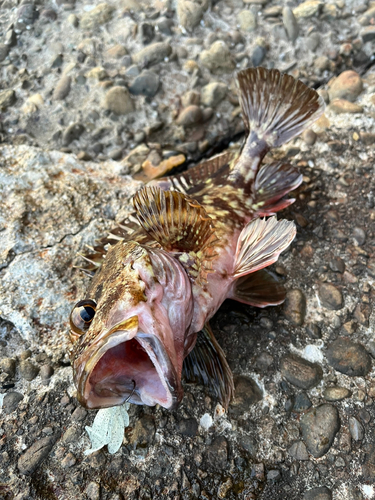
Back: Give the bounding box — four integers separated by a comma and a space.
70, 241, 193, 410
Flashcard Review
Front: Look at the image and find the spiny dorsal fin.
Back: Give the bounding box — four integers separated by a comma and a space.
236, 67, 325, 147
228, 269, 286, 307
252, 161, 302, 216
233, 217, 296, 278
133, 186, 218, 282
182, 322, 234, 409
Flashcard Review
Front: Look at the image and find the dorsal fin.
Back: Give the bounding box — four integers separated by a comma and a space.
228, 269, 286, 307
133, 186, 218, 282
252, 161, 302, 216
233, 217, 296, 279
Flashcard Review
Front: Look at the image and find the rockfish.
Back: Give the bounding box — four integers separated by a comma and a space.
69, 68, 324, 411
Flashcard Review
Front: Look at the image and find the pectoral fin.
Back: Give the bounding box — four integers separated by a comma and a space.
228, 269, 286, 307
233, 217, 296, 279
133, 187, 218, 282
182, 323, 234, 409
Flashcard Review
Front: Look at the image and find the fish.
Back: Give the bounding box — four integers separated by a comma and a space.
69, 67, 325, 411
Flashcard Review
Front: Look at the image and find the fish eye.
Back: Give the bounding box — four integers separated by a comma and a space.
70, 299, 97, 337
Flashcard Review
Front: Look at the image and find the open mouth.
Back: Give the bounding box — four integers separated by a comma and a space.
79, 333, 180, 410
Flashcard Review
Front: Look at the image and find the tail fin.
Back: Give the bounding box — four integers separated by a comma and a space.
237, 67, 325, 147
229, 67, 325, 184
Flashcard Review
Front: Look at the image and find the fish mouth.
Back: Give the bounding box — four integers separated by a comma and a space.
77, 327, 181, 410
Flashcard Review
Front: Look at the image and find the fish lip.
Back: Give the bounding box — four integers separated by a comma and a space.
76, 328, 182, 410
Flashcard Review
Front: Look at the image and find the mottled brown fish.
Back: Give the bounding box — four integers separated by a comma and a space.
69, 68, 324, 411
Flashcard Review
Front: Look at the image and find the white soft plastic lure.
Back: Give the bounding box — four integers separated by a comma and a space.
84, 403, 130, 455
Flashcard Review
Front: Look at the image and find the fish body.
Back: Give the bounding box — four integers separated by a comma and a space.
69, 68, 325, 411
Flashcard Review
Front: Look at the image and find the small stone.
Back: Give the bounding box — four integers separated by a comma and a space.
302, 129, 317, 146
105, 45, 127, 59
267, 470, 281, 482
353, 227, 366, 245
329, 257, 345, 273
176, 105, 202, 126
361, 26, 375, 43
61, 452, 76, 468
294, 393, 312, 412
18, 436, 57, 475
0, 44, 9, 63
19, 359, 39, 381
349, 417, 364, 441
280, 353, 323, 390
177, 418, 198, 437
306, 323, 322, 339
318, 283, 343, 310
157, 17, 173, 36
301, 404, 340, 458
288, 440, 309, 460
128, 70, 159, 98
251, 43, 267, 66
323, 386, 351, 402
67, 14, 79, 27
85, 482, 100, 500
326, 338, 372, 377
303, 486, 332, 500
2, 392, 23, 414
53, 75, 71, 101
204, 436, 228, 470
360, 132, 375, 145
282, 7, 299, 42
358, 6, 375, 26
201, 82, 227, 107
283, 289, 306, 326
139, 23, 155, 45
80, 3, 115, 31
0, 90, 16, 109
330, 99, 363, 114
40, 364, 54, 380
129, 415, 155, 448
177, 0, 204, 31
237, 10, 257, 32
62, 123, 85, 146
62, 426, 81, 444
200, 41, 235, 73
181, 90, 200, 107
71, 406, 87, 422
328, 70, 363, 102
0, 357, 16, 377
293, 1, 322, 19
104, 87, 134, 115
132, 42, 172, 67
231, 376, 262, 415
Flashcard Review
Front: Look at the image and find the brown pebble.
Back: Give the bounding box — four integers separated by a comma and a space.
53, 75, 71, 100
328, 70, 363, 102
302, 129, 317, 146
329, 99, 363, 114
176, 105, 203, 126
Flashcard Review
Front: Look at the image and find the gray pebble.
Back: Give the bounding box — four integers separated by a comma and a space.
62, 425, 81, 444
0, 90, 16, 110
128, 70, 160, 98
294, 392, 312, 412
349, 416, 364, 441
40, 364, 54, 380
80, 3, 114, 31
288, 440, 309, 460
200, 82, 227, 107
283, 7, 299, 42
3, 392, 23, 414
361, 26, 375, 43
0, 357, 16, 377
125, 64, 140, 78
305, 32, 320, 51
176, 418, 198, 437
303, 486, 332, 500
19, 359, 39, 381
230, 375, 262, 417
0, 44, 9, 63
176, 105, 202, 126
157, 17, 173, 36
204, 436, 228, 470
85, 482, 100, 500
329, 257, 345, 273
71, 406, 87, 422
326, 338, 372, 377
283, 289, 306, 326
301, 404, 340, 458
238, 10, 257, 32
53, 75, 71, 101
139, 23, 155, 45
280, 353, 323, 390
318, 283, 343, 310
353, 227, 366, 245
200, 41, 235, 73
251, 45, 267, 66
302, 129, 317, 146
62, 123, 84, 146
132, 42, 172, 67
18, 436, 57, 475
177, 0, 204, 32
358, 6, 375, 26
267, 469, 281, 482
323, 386, 351, 402
104, 86, 134, 115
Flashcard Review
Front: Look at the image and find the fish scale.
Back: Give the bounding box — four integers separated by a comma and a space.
68, 67, 325, 412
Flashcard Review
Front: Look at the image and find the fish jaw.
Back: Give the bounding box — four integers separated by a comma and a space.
70, 242, 193, 410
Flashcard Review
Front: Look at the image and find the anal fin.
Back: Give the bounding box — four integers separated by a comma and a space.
228, 269, 286, 307
233, 216, 296, 279
182, 323, 234, 409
